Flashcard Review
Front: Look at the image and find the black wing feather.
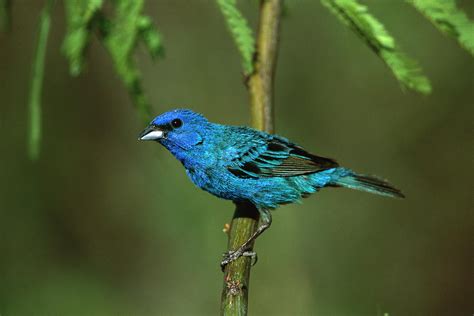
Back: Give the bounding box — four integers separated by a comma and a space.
227, 137, 338, 178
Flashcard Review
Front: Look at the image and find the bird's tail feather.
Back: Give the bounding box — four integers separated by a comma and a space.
332, 173, 405, 198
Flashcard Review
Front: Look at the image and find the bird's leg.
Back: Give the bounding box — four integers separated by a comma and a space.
221, 209, 272, 269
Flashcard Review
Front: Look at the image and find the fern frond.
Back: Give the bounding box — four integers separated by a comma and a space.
407, 0, 474, 56
101, 0, 154, 122
62, 0, 163, 122
322, 0, 432, 94
217, 0, 256, 75
137, 15, 165, 59
63, 0, 103, 76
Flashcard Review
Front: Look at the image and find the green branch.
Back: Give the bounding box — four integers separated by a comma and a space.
407, 0, 474, 56
221, 1, 282, 315
27, 0, 55, 161
322, 0, 432, 94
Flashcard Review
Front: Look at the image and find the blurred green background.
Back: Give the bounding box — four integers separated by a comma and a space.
1, 1, 473, 315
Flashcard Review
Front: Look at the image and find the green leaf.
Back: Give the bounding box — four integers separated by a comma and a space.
28, 0, 55, 161
101, 0, 155, 122
137, 15, 165, 59
217, 0, 256, 75
0, 0, 11, 32
62, 0, 103, 76
322, 0, 432, 94
62, 0, 163, 122
407, 0, 474, 56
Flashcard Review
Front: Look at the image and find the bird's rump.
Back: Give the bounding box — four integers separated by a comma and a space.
226, 135, 338, 179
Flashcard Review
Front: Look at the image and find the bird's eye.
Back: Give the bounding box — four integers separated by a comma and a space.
171, 118, 183, 129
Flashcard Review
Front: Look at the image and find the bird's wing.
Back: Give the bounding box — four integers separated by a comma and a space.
226, 135, 338, 179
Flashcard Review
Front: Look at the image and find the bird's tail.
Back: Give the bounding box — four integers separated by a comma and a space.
332, 172, 405, 198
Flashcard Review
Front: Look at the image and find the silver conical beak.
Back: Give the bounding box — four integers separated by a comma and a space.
139, 126, 164, 141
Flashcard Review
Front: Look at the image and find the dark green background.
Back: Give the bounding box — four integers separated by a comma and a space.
1, 1, 473, 315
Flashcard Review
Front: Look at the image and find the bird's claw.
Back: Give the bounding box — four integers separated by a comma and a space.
245, 250, 258, 266
220, 250, 258, 271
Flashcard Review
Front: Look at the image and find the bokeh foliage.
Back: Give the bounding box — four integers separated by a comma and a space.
27, 0, 54, 160
5, 0, 163, 159
1, 0, 473, 160
0, 0, 11, 31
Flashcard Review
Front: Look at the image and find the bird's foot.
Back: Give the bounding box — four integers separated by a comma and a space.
220, 250, 258, 271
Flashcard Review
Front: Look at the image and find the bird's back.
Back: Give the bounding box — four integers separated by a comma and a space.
186, 124, 343, 209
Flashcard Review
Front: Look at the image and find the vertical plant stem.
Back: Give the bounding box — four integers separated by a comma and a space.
28, 0, 55, 160
221, 1, 282, 315
248, 0, 282, 134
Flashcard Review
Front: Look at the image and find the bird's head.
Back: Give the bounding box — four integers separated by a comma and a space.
139, 109, 210, 156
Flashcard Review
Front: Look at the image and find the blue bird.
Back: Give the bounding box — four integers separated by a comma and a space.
139, 109, 404, 267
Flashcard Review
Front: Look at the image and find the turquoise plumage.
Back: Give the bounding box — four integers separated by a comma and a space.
139, 109, 404, 266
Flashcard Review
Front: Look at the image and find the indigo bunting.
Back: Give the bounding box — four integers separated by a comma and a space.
139, 109, 404, 267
